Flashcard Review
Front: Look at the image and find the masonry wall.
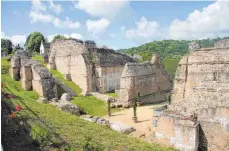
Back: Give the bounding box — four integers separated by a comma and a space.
171, 48, 229, 114
119, 55, 171, 105
48, 39, 93, 94
153, 111, 199, 151
197, 107, 229, 151
95, 66, 124, 93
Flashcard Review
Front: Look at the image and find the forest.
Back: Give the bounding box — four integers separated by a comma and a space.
119, 37, 229, 61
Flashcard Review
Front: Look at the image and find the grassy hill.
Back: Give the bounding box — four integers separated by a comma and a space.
120, 37, 228, 60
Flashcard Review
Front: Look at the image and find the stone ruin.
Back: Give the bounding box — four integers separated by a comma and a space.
188, 41, 200, 52
119, 54, 172, 106
9, 51, 76, 100
152, 39, 229, 151
47, 39, 171, 105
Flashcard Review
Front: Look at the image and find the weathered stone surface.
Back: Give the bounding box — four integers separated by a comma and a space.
159, 41, 229, 151
214, 39, 229, 48
170, 47, 229, 115
60, 93, 71, 101
109, 122, 136, 134
96, 117, 109, 126
188, 41, 200, 51
48, 39, 135, 94
119, 54, 172, 105
59, 103, 80, 116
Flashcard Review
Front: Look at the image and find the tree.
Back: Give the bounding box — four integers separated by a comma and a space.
27, 32, 44, 52
1, 39, 13, 54
52, 34, 65, 42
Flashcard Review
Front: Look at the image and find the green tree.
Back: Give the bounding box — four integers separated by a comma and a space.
52, 34, 65, 42
27, 32, 44, 52
1, 39, 13, 54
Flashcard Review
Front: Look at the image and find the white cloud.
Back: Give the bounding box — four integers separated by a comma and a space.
86, 18, 110, 35
169, 1, 229, 40
53, 17, 81, 29
74, 0, 130, 19
64, 33, 84, 39
32, 0, 46, 12
49, 0, 63, 14
125, 16, 162, 41
1, 31, 26, 45
30, 0, 80, 29
30, 11, 54, 23
11, 35, 27, 45
47, 33, 83, 42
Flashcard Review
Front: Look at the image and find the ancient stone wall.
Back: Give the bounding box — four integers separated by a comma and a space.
10, 52, 57, 100
94, 66, 124, 93
197, 107, 229, 151
119, 55, 171, 106
214, 39, 229, 48
170, 48, 229, 115
48, 39, 93, 94
155, 40, 229, 151
49, 39, 135, 94
153, 109, 199, 151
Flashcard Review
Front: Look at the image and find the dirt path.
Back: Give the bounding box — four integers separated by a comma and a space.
104, 103, 166, 142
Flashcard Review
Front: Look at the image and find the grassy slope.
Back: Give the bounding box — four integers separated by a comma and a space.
163, 59, 179, 76
32, 55, 118, 116
1, 58, 176, 151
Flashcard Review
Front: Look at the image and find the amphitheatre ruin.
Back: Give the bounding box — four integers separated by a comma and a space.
7, 38, 229, 151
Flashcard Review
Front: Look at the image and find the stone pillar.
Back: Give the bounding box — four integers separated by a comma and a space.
173, 120, 199, 151
9, 67, 21, 81
20, 66, 33, 90
10, 55, 21, 81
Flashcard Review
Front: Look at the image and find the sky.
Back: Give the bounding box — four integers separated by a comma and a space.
1, 0, 229, 49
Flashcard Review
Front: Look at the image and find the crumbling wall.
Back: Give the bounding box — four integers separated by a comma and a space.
197, 107, 229, 151
10, 52, 57, 100
49, 39, 135, 94
32, 64, 56, 100
214, 39, 229, 48
94, 66, 124, 93
156, 40, 229, 151
170, 48, 229, 115
48, 39, 93, 94
153, 109, 199, 151
119, 55, 171, 106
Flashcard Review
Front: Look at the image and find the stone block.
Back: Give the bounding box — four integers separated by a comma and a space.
9, 67, 20, 81
21, 80, 32, 91
109, 122, 136, 134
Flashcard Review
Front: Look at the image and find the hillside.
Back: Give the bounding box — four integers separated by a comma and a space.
120, 37, 229, 60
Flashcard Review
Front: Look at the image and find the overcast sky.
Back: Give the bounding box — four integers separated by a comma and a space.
2, 0, 229, 49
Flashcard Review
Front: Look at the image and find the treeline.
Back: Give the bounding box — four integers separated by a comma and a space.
119, 37, 229, 61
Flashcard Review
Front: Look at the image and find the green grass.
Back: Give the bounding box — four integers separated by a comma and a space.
1, 73, 177, 151
163, 59, 179, 77
71, 96, 120, 117
105, 92, 119, 98
1, 57, 11, 74
32, 55, 46, 67
49, 69, 82, 94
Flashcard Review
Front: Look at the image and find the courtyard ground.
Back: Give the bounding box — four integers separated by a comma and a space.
104, 103, 166, 143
